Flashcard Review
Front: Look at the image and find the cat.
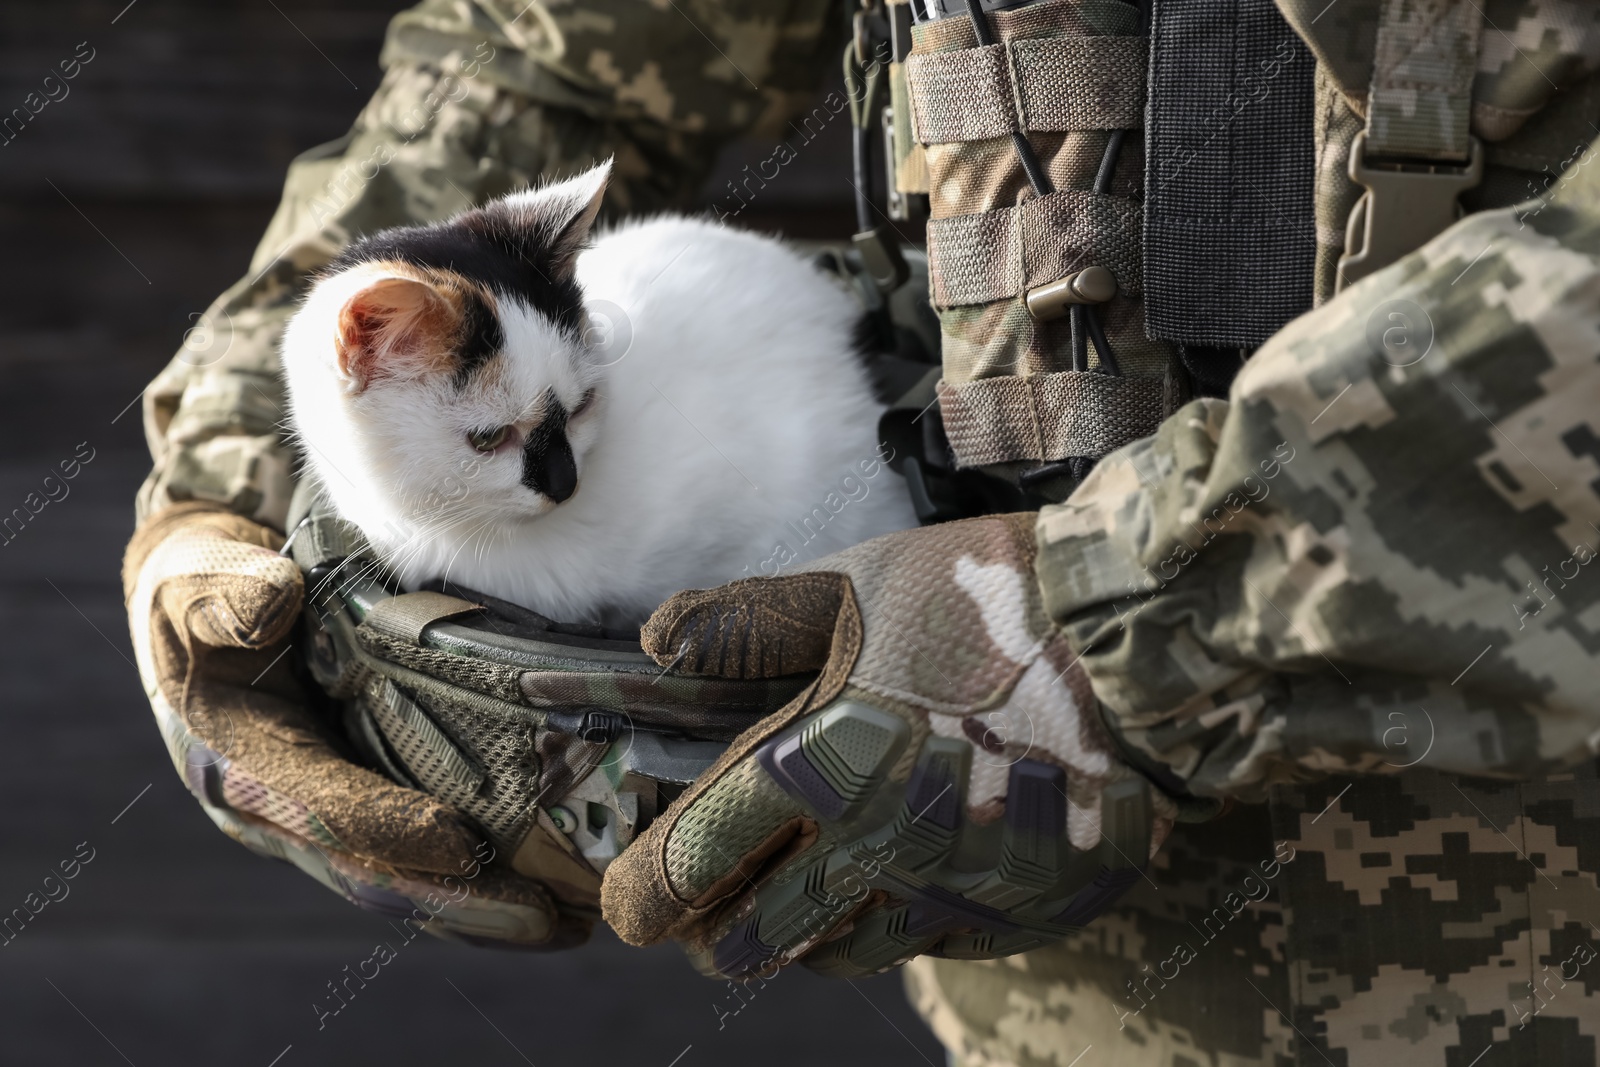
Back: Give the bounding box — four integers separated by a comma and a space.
281, 160, 917, 627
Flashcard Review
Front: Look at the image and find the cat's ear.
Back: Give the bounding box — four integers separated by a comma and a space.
496, 159, 612, 277
334, 275, 457, 393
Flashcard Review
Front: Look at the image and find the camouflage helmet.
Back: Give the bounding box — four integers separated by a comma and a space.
283, 481, 811, 892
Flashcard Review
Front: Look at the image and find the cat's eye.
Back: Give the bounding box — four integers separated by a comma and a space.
571, 388, 598, 418
468, 425, 512, 453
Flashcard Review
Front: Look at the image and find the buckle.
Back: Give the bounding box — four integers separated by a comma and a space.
853, 225, 910, 292
1336, 131, 1483, 291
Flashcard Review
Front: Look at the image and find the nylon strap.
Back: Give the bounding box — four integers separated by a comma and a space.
363, 591, 483, 644
1366, 0, 1482, 162
906, 35, 1146, 144
370, 679, 486, 796
925, 187, 1142, 308
937, 372, 1170, 465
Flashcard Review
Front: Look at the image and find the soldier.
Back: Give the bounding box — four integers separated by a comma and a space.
123, 1, 1600, 1064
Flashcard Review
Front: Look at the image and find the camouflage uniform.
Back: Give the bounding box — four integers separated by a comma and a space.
928, 163, 1600, 1067
130, 0, 1600, 1065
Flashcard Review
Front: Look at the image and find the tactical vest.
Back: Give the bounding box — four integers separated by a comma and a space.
877, 0, 1593, 495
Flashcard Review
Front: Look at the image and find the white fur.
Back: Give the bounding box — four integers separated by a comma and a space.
282, 201, 917, 625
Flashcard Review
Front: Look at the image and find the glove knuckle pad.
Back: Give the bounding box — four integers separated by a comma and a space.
690, 700, 1152, 980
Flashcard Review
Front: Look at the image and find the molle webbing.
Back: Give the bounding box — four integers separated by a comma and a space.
925, 187, 1143, 308
904, 0, 1176, 473
937, 371, 1168, 466
370, 678, 486, 797
1366, 0, 1481, 163
906, 35, 1147, 144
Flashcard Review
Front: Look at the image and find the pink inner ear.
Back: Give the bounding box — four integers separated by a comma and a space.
336, 276, 456, 391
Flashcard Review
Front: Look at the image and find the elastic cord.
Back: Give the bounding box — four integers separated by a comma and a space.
962, 0, 1053, 197
1070, 305, 1087, 372
852, 125, 874, 233
1083, 126, 1128, 374
843, 41, 885, 233
1083, 300, 1120, 375
1094, 128, 1126, 196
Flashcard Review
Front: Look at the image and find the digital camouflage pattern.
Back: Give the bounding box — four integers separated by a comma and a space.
1277, 0, 1600, 301
1034, 143, 1600, 1063
127, 0, 1600, 1063
906, 803, 1295, 1067
1277, 0, 1600, 148
913, 6, 1600, 1060
1326, 0, 1485, 164
1039, 158, 1600, 795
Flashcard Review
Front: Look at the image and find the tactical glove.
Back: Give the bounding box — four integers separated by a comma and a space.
124, 502, 589, 948
601, 515, 1175, 978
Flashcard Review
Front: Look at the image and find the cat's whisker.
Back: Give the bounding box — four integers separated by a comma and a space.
439, 515, 497, 588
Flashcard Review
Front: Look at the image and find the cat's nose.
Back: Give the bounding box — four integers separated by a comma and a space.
538, 443, 578, 503
521, 411, 578, 504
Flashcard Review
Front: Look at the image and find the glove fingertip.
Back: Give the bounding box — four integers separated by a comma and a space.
641, 585, 734, 665
640, 594, 695, 664
601, 834, 685, 947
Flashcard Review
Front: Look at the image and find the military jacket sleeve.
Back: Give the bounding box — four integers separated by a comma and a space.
1036, 148, 1600, 801
135, 0, 838, 531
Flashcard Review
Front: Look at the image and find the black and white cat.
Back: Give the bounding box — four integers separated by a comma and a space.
281, 161, 916, 626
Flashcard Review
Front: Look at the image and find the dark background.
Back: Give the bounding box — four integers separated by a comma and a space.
0, 2, 945, 1063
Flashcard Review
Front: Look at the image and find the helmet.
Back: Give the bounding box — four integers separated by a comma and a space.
285, 485, 809, 880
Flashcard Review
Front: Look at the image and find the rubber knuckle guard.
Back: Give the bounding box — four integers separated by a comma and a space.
695, 699, 1150, 980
